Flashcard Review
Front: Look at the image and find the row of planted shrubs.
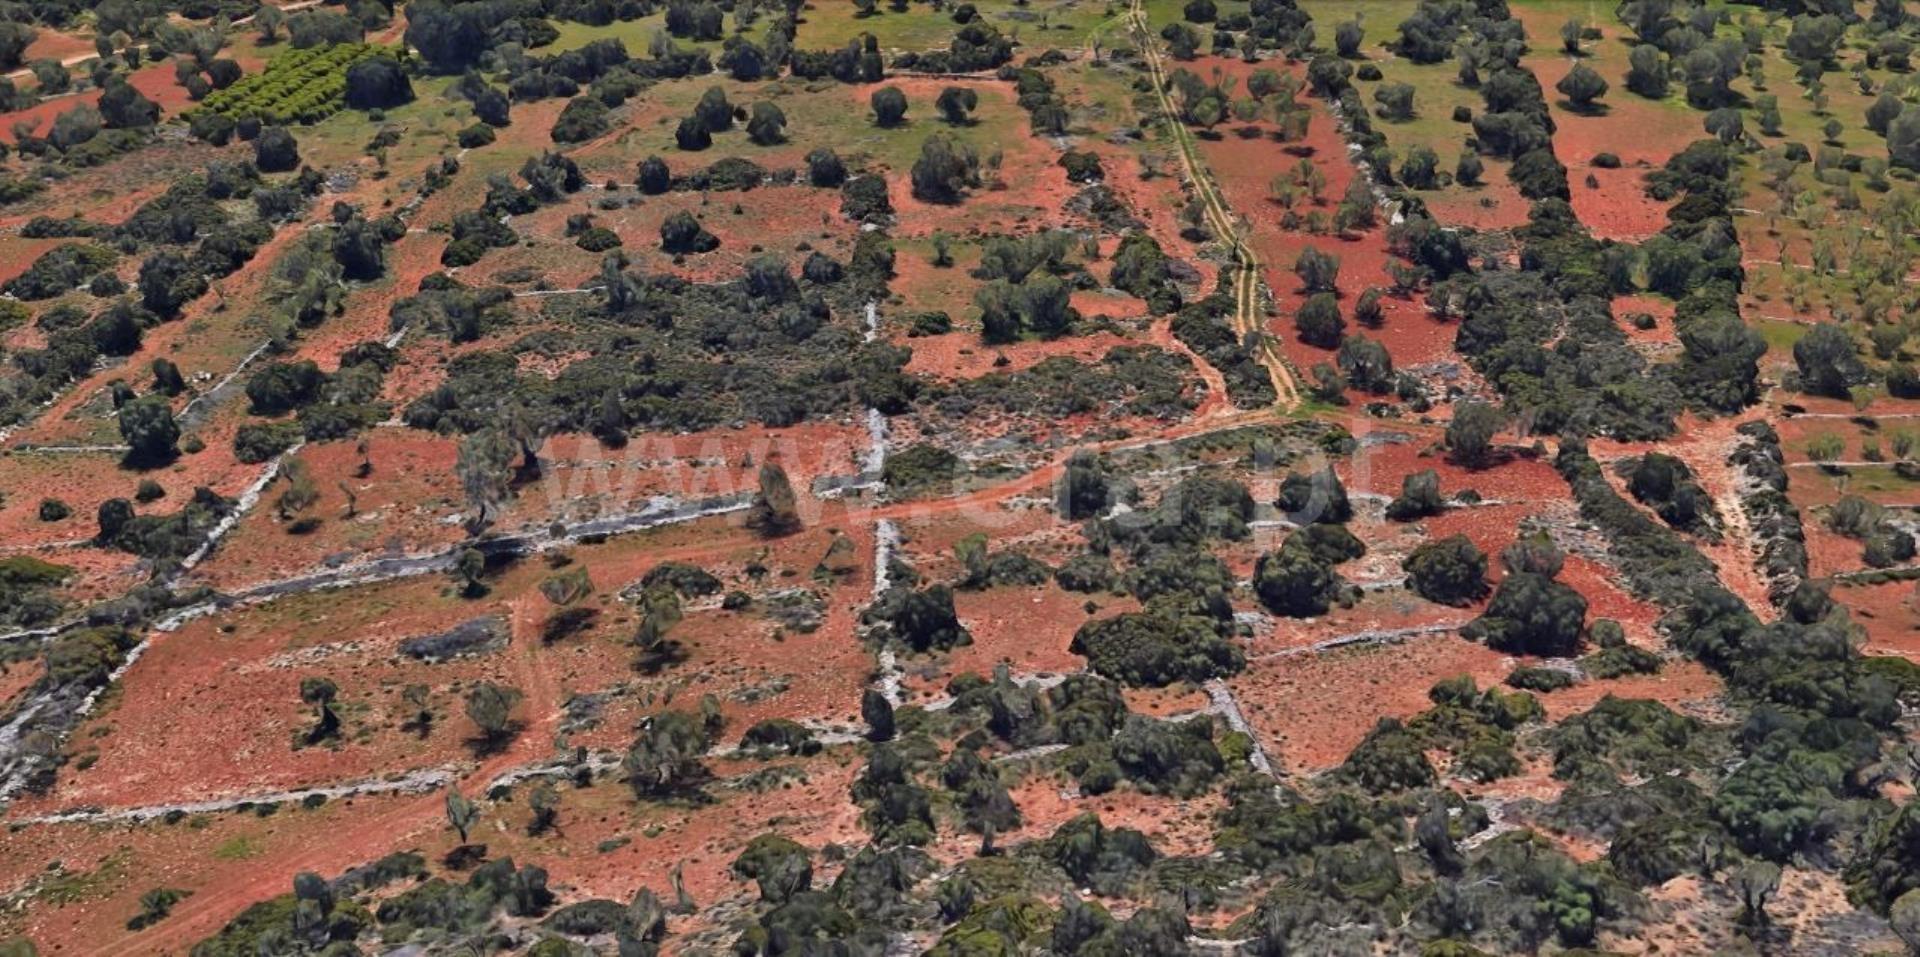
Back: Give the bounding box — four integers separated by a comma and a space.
194, 42, 395, 125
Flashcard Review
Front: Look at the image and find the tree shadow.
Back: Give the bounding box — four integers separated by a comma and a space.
444, 843, 488, 870
120, 448, 179, 471
1557, 98, 1612, 117
402, 714, 434, 740
466, 721, 525, 759
635, 639, 689, 675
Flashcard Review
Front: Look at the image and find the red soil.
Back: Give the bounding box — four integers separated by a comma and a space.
0, 59, 203, 144
20, 30, 95, 67
189, 419, 868, 592
1419, 161, 1534, 232
1185, 58, 1455, 375
1510, 7, 1694, 242
1568, 163, 1673, 243
1612, 292, 1679, 346
1838, 578, 1920, 658
898, 328, 1140, 379
1231, 634, 1511, 774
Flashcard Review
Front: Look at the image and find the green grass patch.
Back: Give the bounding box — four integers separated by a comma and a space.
212, 835, 265, 860
1758, 318, 1809, 353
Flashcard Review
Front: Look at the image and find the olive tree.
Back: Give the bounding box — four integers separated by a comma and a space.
445, 785, 479, 844
299, 676, 341, 744
1556, 62, 1608, 111
935, 86, 978, 125
119, 395, 181, 468
465, 681, 522, 752
871, 86, 908, 127
1446, 400, 1503, 466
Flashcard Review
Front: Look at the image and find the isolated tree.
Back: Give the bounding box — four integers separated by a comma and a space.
1293, 293, 1345, 349
1446, 400, 1503, 466
675, 115, 712, 151
254, 126, 301, 172
1559, 18, 1582, 54
96, 498, 133, 545
207, 59, 243, 90
638, 155, 672, 194
445, 786, 479, 844
151, 358, 187, 397
1337, 336, 1394, 393
1404, 534, 1488, 606
527, 781, 560, 835
737, 838, 813, 903
936, 86, 978, 125
299, 676, 341, 744
1166, 22, 1200, 59
1278, 467, 1353, 526
634, 585, 686, 673
659, 211, 719, 253
1398, 145, 1439, 189
1557, 62, 1608, 111
1057, 450, 1111, 520
806, 147, 847, 187
119, 395, 181, 467
746, 102, 786, 145
1456, 151, 1484, 186
1755, 95, 1783, 136
871, 86, 908, 127
47, 104, 101, 151
1785, 14, 1844, 68
1386, 469, 1444, 521
30, 59, 68, 95
1353, 287, 1385, 328
1501, 536, 1565, 579
275, 458, 319, 519
721, 37, 768, 80
910, 133, 979, 203
694, 85, 734, 133
465, 681, 522, 751
402, 683, 433, 734
1334, 20, 1363, 58
626, 708, 720, 799
1372, 82, 1415, 121
1247, 69, 1288, 102
1294, 246, 1340, 293
744, 255, 797, 302
745, 463, 801, 534
1189, 94, 1226, 134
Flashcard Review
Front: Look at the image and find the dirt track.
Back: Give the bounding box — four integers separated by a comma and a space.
1127, 0, 1301, 408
